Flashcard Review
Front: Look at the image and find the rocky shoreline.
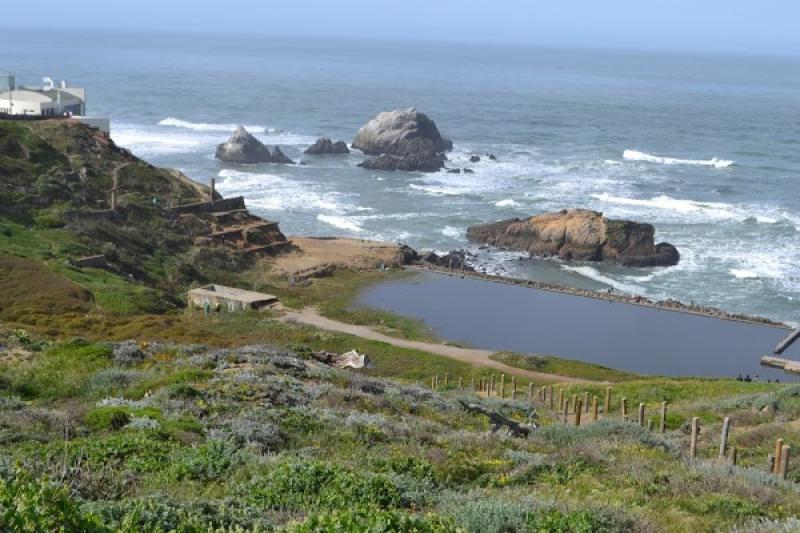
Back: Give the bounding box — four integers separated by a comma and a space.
405, 263, 787, 329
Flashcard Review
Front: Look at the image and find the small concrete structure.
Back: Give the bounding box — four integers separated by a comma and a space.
188, 284, 278, 312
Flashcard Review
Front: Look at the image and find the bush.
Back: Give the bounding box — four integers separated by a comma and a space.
288, 508, 457, 532
0, 468, 106, 532
172, 439, 242, 482
85, 406, 132, 432
112, 340, 147, 366
245, 460, 406, 511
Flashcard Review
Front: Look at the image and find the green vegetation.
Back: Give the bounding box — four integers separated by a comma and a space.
2, 118, 799, 531
491, 351, 640, 382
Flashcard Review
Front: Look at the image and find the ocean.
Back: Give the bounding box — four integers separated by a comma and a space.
3, 28, 799, 324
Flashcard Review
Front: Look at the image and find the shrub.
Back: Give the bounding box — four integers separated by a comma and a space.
172, 438, 242, 482
0, 468, 106, 532
112, 340, 147, 366
287, 508, 457, 532
86, 497, 275, 531
245, 460, 405, 511
680, 494, 765, 521
85, 406, 132, 432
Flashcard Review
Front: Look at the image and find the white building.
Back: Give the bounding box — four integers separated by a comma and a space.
0, 77, 86, 117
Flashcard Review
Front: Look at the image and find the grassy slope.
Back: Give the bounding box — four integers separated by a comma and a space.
1, 119, 799, 531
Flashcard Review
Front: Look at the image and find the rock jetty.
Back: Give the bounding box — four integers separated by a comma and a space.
305, 137, 350, 155
467, 208, 679, 267
353, 108, 452, 172
215, 126, 294, 164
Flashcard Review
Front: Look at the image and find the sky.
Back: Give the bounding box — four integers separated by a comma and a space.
4, 0, 800, 55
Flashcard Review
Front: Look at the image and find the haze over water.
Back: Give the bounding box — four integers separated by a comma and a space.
3, 29, 799, 324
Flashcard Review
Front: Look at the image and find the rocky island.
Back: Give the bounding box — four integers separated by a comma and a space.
353, 108, 452, 172
215, 126, 295, 164
467, 208, 680, 267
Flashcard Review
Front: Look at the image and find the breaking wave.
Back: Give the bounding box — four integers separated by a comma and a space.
316, 214, 364, 233
159, 117, 272, 133
623, 149, 735, 169
495, 199, 520, 207
560, 265, 648, 296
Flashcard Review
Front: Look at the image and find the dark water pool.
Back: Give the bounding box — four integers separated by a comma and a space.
357, 271, 799, 381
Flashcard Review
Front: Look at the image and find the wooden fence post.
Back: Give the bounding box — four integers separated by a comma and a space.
779, 445, 790, 480
719, 417, 731, 459
605, 387, 612, 414
491, 375, 496, 396
660, 401, 667, 433
774, 438, 784, 474
575, 399, 582, 426
431, 376, 436, 389
444, 373, 449, 387
562, 397, 569, 424
572, 394, 578, 417
549, 385, 554, 409
558, 389, 564, 411
458, 377, 463, 389
512, 376, 517, 399
730, 447, 738, 466
500, 374, 505, 399
638, 403, 645, 427
592, 396, 599, 421
471, 377, 475, 391
768, 454, 776, 473
690, 417, 699, 460
621, 398, 628, 420
583, 391, 590, 413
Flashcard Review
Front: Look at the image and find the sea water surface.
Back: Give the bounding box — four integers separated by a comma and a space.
2, 29, 799, 323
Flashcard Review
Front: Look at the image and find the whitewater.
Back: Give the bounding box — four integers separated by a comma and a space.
8, 29, 798, 323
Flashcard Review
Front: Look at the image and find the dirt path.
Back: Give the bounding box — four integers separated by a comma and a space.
280, 307, 595, 383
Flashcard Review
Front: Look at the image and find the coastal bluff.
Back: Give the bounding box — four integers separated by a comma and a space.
467, 208, 680, 267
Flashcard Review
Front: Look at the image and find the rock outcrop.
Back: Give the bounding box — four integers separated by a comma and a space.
419, 250, 474, 271
467, 209, 679, 267
215, 127, 294, 164
352, 108, 452, 172
270, 146, 295, 164
305, 137, 350, 155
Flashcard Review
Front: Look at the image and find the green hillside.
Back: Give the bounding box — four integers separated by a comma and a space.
1, 119, 799, 532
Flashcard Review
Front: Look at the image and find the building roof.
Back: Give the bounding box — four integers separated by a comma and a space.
188, 284, 278, 305
0, 90, 53, 103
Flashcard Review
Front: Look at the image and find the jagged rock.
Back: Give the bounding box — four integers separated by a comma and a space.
305, 137, 350, 155
446, 168, 462, 174
215, 126, 272, 164
215, 126, 294, 164
463, 168, 475, 174
470, 155, 481, 163
467, 208, 680, 267
353, 108, 452, 172
358, 152, 445, 172
270, 146, 295, 164
420, 250, 474, 271
487, 154, 497, 161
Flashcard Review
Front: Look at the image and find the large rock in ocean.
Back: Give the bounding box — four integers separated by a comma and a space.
215, 126, 294, 164
305, 137, 350, 155
353, 108, 452, 171
467, 209, 679, 267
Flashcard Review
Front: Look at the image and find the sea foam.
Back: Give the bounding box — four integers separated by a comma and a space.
159, 117, 272, 133
623, 149, 735, 169
561, 265, 647, 296
316, 214, 364, 233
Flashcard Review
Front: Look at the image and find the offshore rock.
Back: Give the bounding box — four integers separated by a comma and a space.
353, 108, 452, 172
270, 146, 295, 164
467, 208, 679, 267
305, 137, 350, 154
215, 126, 272, 164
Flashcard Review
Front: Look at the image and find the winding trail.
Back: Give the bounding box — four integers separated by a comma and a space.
280, 307, 596, 383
